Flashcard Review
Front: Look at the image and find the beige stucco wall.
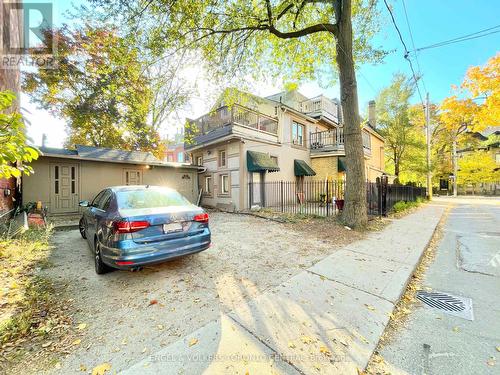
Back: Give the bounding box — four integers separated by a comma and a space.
192, 140, 241, 211
23, 157, 198, 214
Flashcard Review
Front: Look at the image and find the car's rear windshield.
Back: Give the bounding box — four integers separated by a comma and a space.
116, 188, 191, 209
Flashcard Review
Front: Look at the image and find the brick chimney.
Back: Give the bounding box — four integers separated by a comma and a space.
368, 100, 376, 128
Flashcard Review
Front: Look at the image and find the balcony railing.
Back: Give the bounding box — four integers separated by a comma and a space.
301, 95, 339, 122
188, 105, 278, 136
310, 129, 371, 152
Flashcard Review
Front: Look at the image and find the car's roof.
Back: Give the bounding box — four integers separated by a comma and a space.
109, 185, 176, 192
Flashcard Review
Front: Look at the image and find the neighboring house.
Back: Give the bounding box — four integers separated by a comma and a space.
165, 129, 190, 163
22, 145, 201, 215
184, 89, 385, 211
456, 126, 500, 195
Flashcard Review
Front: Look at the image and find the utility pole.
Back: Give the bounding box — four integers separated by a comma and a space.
452, 137, 458, 196
425, 93, 433, 199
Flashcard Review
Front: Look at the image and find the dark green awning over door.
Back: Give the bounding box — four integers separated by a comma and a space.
294, 159, 316, 176
338, 157, 347, 172
247, 151, 280, 172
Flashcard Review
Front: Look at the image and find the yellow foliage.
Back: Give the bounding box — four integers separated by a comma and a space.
462, 53, 500, 126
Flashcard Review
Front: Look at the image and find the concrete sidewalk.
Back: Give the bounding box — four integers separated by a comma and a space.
122, 204, 445, 375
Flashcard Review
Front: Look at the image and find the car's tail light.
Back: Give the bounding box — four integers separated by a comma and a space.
113, 220, 150, 233
193, 213, 209, 224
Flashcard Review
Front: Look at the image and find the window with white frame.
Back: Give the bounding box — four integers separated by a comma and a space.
218, 150, 226, 167
292, 121, 305, 146
204, 176, 212, 194
220, 174, 229, 194
196, 155, 203, 166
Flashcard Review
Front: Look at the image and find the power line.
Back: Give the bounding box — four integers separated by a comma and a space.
383, 0, 425, 109
412, 26, 500, 52
401, 0, 427, 93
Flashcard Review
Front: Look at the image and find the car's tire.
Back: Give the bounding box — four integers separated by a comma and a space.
79, 217, 87, 239
94, 240, 112, 275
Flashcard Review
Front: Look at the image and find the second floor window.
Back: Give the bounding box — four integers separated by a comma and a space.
196, 156, 203, 166
219, 150, 226, 167
292, 122, 305, 146
362, 130, 371, 150
177, 152, 184, 162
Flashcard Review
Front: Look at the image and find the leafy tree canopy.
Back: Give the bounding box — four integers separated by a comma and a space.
0, 91, 39, 179
23, 26, 168, 158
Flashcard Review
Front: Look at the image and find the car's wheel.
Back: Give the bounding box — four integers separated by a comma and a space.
79, 217, 87, 239
94, 240, 112, 275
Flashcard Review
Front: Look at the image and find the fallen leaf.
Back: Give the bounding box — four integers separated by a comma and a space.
77, 323, 87, 330
142, 347, 147, 353
55, 362, 61, 369
300, 335, 314, 344
313, 363, 321, 371
496, 346, 500, 352
41, 341, 52, 348
486, 358, 496, 366
149, 299, 158, 306
157, 324, 164, 330
80, 364, 87, 372
288, 342, 296, 349
452, 327, 460, 332
364, 304, 376, 311
189, 338, 198, 347
319, 346, 331, 356
91, 363, 111, 375
72, 339, 82, 346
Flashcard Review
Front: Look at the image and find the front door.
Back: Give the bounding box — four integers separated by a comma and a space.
50, 164, 79, 213
251, 172, 264, 206
123, 169, 143, 185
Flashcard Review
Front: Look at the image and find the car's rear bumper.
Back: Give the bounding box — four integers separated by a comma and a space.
101, 230, 211, 269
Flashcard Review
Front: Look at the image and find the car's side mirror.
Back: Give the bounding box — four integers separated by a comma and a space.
79, 200, 90, 207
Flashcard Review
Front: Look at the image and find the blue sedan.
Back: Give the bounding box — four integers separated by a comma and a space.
78, 185, 211, 274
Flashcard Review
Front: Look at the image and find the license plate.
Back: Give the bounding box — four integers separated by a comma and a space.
163, 222, 183, 233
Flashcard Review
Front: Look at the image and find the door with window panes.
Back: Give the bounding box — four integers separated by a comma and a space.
123, 169, 143, 185
50, 164, 79, 213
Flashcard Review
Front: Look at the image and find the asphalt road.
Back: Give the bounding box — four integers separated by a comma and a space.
375, 196, 500, 374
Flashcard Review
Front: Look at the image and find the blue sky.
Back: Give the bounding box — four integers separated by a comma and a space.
24, 0, 500, 147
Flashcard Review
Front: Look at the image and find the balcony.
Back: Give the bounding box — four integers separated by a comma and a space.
185, 105, 278, 149
310, 129, 372, 155
301, 95, 340, 124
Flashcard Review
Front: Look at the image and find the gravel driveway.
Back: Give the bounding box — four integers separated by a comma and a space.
27, 212, 359, 374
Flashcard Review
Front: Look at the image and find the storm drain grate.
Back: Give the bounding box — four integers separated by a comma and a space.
416, 290, 474, 321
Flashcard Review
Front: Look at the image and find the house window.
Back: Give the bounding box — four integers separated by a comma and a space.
71, 166, 76, 194
362, 130, 371, 149
196, 156, 203, 166
205, 176, 212, 194
220, 174, 229, 194
219, 150, 226, 167
270, 156, 278, 167
177, 152, 184, 162
292, 121, 305, 146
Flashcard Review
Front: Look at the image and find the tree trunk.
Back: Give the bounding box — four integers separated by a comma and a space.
335, 0, 367, 228
394, 151, 400, 180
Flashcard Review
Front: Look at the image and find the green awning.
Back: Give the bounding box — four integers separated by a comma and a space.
294, 159, 316, 176
338, 157, 347, 172
247, 151, 280, 172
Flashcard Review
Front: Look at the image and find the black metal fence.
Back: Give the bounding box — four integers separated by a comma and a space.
248, 178, 426, 217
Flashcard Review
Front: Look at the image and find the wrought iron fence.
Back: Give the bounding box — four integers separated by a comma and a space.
247, 178, 426, 217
